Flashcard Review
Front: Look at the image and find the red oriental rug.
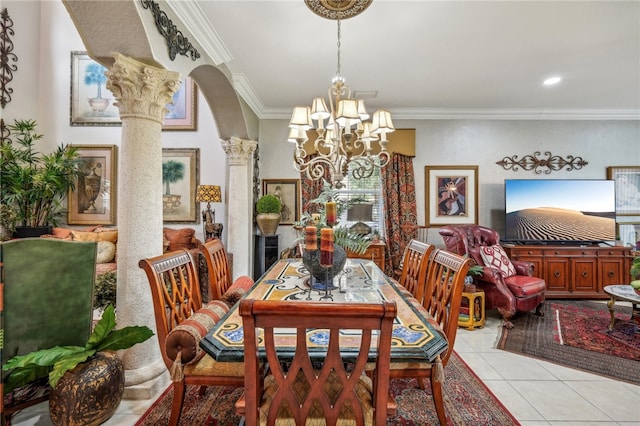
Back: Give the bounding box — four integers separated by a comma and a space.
136, 352, 519, 426
498, 299, 640, 385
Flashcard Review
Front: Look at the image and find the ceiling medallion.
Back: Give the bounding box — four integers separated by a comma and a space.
304, 0, 372, 20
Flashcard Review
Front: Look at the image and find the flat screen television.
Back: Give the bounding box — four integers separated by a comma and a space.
504, 179, 616, 245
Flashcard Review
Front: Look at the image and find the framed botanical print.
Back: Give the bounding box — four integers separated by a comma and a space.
261, 179, 300, 225
162, 148, 200, 223
71, 51, 197, 130
68, 145, 118, 225
70, 51, 121, 126
607, 166, 640, 215
425, 165, 479, 226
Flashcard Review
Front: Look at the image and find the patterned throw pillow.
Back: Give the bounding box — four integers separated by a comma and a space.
96, 241, 116, 264
479, 244, 517, 277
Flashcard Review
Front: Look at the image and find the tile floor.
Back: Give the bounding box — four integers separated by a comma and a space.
11, 308, 640, 425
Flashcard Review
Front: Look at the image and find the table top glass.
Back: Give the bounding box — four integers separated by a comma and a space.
200, 258, 448, 363
604, 284, 640, 303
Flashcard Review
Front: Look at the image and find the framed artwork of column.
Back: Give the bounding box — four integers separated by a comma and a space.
162, 148, 200, 223
68, 145, 118, 225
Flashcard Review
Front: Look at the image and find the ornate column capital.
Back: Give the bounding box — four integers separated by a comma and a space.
221, 137, 258, 166
106, 52, 180, 123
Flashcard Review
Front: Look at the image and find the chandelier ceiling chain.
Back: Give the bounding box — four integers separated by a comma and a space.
290, 0, 394, 189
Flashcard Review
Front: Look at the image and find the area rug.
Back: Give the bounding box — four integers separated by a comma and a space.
136, 352, 519, 426
498, 299, 640, 385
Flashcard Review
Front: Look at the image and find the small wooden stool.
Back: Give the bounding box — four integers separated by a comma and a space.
458, 290, 485, 330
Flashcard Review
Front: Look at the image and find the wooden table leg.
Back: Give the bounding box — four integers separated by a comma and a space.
606, 296, 616, 331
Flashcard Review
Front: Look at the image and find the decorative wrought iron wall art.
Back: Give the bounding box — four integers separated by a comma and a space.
140, 0, 200, 61
496, 151, 588, 174
1, 7, 18, 109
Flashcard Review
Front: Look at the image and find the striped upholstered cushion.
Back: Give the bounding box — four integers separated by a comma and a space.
165, 299, 229, 365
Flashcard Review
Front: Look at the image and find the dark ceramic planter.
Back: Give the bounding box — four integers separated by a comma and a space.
302, 245, 347, 289
49, 351, 124, 426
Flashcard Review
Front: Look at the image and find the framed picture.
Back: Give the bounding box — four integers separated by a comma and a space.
262, 179, 300, 225
71, 51, 197, 129
163, 77, 198, 131
607, 166, 640, 215
425, 165, 478, 226
162, 148, 200, 223
616, 222, 639, 249
70, 51, 121, 126
68, 145, 118, 225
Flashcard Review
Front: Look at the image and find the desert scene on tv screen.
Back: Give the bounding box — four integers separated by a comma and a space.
506, 207, 615, 241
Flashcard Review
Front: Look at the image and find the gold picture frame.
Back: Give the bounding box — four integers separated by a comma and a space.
425, 165, 479, 226
68, 145, 118, 225
162, 148, 200, 223
261, 179, 300, 225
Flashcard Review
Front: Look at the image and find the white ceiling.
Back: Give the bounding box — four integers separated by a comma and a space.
177, 1, 640, 120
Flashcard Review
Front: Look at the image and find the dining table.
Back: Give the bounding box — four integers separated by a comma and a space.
200, 258, 448, 363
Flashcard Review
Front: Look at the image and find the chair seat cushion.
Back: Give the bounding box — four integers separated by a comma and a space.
184, 353, 245, 377
504, 274, 546, 297
479, 244, 517, 277
165, 300, 229, 365
259, 372, 374, 425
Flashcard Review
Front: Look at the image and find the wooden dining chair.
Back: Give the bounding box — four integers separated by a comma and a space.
198, 238, 236, 300
383, 249, 471, 426
397, 239, 435, 303
236, 299, 397, 426
139, 249, 245, 426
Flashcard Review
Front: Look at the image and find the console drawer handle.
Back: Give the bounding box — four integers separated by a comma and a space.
608, 271, 614, 277
582, 271, 588, 278
554, 271, 560, 278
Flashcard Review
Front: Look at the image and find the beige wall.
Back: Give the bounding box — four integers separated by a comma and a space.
259, 119, 640, 249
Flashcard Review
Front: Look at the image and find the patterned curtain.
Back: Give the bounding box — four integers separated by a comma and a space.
382, 153, 417, 275
300, 154, 331, 214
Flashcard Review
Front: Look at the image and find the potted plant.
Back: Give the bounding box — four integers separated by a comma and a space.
2, 305, 153, 426
630, 256, 640, 290
256, 193, 281, 236
0, 119, 80, 237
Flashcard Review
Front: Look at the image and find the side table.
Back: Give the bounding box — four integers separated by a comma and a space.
603, 285, 640, 331
458, 290, 485, 330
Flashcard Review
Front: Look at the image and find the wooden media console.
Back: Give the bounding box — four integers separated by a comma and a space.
503, 245, 632, 299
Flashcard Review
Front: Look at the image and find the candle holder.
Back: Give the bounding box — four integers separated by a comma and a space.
302, 245, 346, 291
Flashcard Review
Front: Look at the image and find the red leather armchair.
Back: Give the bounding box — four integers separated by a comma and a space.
439, 225, 545, 328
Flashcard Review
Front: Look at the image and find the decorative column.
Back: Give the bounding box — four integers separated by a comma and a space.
221, 137, 257, 278
106, 53, 180, 398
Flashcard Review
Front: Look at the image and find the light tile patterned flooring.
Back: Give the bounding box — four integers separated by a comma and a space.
12, 308, 640, 425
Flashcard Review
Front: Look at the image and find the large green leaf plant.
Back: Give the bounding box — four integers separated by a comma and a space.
2, 305, 153, 392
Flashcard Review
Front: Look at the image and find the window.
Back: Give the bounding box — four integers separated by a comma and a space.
335, 165, 385, 237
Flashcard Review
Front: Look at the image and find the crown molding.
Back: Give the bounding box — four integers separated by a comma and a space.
165, 0, 232, 65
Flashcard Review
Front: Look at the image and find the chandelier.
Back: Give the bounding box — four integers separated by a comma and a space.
288, 0, 394, 189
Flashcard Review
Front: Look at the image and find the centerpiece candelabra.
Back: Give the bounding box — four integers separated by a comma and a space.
302, 203, 347, 291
